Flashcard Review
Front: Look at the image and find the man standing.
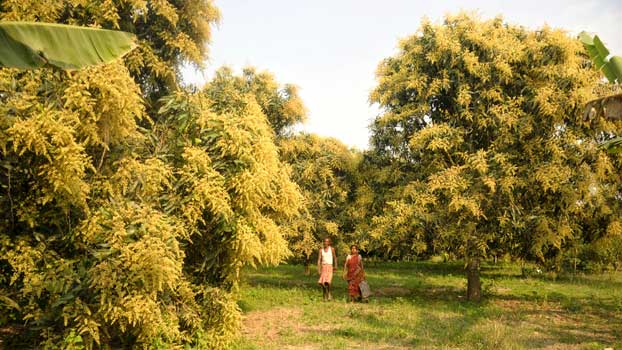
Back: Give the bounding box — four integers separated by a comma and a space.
317, 238, 338, 301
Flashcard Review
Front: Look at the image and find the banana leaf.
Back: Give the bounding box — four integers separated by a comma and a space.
579, 31, 622, 84
601, 137, 622, 155
583, 93, 622, 121
0, 21, 136, 70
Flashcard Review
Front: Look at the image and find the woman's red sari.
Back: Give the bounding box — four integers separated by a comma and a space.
346, 254, 364, 297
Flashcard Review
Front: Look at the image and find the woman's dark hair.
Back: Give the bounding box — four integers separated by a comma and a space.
350, 244, 358, 250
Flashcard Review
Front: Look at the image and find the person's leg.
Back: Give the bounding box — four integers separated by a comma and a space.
326, 283, 332, 301
347, 280, 354, 302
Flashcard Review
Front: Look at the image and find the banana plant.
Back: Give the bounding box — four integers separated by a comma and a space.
601, 137, 622, 155
0, 21, 136, 70
579, 31, 622, 84
579, 31, 622, 154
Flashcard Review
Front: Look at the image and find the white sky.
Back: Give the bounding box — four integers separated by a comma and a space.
182, 0, 622, 150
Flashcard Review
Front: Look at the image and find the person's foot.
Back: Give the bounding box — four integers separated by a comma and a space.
327, 292, 332, 301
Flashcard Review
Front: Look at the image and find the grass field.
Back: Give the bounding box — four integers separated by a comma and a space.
233, 261, 622, 350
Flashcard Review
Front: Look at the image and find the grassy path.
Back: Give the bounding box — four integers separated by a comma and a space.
233, 262, 622, 350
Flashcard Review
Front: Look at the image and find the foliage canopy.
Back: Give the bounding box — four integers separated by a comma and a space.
368, 13, 622, 299
0, 1, 304, 348
278, 134, 359, 262
1, 5, 621, 348
204, 66, 307, 137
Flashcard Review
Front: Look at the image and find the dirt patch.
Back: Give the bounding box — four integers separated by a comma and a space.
242, 307, 303, 342
243, 308, 339, 337
295, 324, 337, 333
241, 306, 341, 348
283, 341, 411, 350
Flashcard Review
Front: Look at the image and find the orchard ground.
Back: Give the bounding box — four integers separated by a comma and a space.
233, 261, 622, 350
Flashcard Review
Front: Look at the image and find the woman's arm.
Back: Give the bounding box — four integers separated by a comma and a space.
332, 247, 338, 270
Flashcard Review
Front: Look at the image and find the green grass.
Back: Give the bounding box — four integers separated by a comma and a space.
233, 261, 622, 350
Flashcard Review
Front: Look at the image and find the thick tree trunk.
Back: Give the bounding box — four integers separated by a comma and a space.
466, 258, 481, 302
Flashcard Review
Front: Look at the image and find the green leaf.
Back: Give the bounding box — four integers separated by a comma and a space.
592, 35, 610, 59
579, 31, 621, 83
0, 21, 136, 70
0, 295, 21, 311
610, 56, 622, 83
578, 31, 594, 46
601, 137, 622, 155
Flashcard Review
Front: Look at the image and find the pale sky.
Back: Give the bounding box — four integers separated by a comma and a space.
182, 0, 622, 150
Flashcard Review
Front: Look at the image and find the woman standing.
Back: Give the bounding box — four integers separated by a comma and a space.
317, 238, 337, 301
344, 244, 365, 302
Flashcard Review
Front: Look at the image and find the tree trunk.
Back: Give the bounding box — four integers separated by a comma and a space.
466, 258, 481, 302
304, 257, 310, 276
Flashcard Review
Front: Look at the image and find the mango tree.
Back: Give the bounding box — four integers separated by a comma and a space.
369, 13, 621, 301
204, 68, 360, 275
0, 1, 299, 348
278, 134, 359, 273
204, 66, 307, 137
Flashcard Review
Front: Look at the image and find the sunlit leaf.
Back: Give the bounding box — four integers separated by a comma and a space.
0, 21, 136, 69
579, 31, 622, 83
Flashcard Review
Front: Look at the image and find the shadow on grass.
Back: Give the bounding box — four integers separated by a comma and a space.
243, 261, 466, 288
492, 293, 622, 347
326, 295, 620, 349
241, 261, 622, 348
483, 269, 622, 285
244, 262, 620, 300
322, 299, 492, 349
